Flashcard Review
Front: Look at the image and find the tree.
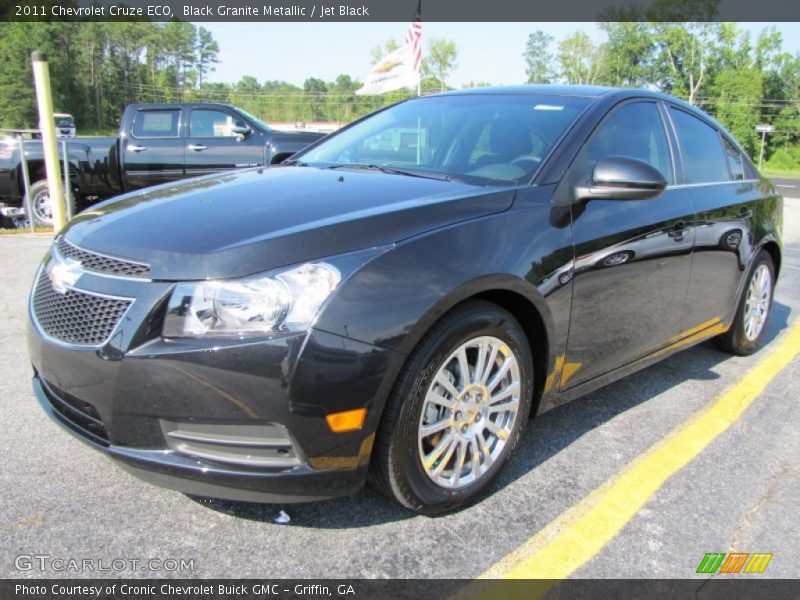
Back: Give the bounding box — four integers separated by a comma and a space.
523, 31, 556, 84
558, 32, 606, 85
369, 38, 399, 65
425, 38, 458, 92
652, 22, 718, 104
600, 22, 656, 87
196, 26, 220, 88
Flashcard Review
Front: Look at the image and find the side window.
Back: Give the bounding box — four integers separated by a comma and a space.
721, 136, 745, 181
669, 108, 729, 184
585, 102, 673, 184
132, 110, 180, 138
190, 110, 238, 137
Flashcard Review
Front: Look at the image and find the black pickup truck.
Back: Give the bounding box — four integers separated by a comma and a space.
0, 103, 326, 225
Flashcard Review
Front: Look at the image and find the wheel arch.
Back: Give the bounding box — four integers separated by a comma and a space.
393, 275, 556, 415
761, 240, 781, 279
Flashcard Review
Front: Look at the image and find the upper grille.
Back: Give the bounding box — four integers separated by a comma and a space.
56, 237, 150, 279
32, 269, 132, 346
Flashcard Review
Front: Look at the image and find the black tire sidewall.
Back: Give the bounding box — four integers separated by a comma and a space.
391, 306, 533, 512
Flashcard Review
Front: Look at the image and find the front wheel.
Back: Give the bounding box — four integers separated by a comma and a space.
713, 250, 775, 355
370, 301, 534, 514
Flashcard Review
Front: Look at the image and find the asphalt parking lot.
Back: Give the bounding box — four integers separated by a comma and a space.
2, 194, 799, 581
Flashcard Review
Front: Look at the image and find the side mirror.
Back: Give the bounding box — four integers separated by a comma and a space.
232, 122, 251, 138
576, 156, 667, 201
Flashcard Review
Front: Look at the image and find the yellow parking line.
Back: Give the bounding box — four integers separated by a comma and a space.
479, 321, 800, 584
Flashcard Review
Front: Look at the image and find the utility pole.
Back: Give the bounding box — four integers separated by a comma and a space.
31, 51, 67, 231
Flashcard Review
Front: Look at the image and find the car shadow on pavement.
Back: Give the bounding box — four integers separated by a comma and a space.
189, 300, 791, 527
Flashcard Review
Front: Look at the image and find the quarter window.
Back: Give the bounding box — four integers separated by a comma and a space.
669, 108, 729, 184
584, 102, 673, 184
132, 110, 180, 138
721, 136, 745, 181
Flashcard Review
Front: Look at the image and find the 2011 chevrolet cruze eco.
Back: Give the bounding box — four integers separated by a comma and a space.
28, 86, 782, 513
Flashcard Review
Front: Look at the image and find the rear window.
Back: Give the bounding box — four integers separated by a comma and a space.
132, 110, 180, 138
669, 108, 728, 184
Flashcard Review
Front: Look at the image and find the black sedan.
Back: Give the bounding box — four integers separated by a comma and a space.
27, 86, 783, 513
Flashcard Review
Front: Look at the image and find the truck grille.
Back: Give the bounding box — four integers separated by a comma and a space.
32, 269, 132, 346
56, 237, 150, 279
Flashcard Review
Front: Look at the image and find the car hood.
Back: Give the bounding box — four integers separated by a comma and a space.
64, 167, 515, 280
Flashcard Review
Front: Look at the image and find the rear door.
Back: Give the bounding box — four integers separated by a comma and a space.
184, 107, 266, 178
667, 106, 760, 334
123, 107, 185, 190
562, 100, 696, 389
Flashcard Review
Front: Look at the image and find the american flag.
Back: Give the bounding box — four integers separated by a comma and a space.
405, 0, 423, 74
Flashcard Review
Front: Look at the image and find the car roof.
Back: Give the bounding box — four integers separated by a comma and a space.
432, 84, 683, 103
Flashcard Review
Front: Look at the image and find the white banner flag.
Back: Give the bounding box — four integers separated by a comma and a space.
356, 44, 421, 95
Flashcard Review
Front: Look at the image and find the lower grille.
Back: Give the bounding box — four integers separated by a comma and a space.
161, 420, 302, 468
40, 378, 109, 444
32, 269, 132, 346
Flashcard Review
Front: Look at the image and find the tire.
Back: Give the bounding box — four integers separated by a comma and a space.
713, 250, 775, 356
370, 300, 534, 514
600, 251, 634, 268
24, 180, 54, 228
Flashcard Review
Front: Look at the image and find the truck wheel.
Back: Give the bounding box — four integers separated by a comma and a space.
25, 180, 54, 228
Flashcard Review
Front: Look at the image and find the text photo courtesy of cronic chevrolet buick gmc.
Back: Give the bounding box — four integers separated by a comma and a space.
28, 86, 782, 514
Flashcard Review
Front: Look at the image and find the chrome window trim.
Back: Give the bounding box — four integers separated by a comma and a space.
666, 178, 759, 190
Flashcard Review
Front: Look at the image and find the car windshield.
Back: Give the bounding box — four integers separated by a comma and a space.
54, 115, 74, 127
296, 93, 591, 185
236, 107, 272, 132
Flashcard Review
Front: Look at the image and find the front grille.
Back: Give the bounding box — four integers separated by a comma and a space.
32, 269, 132, 346
56, 237, 150, 279
41, 378, 109, 444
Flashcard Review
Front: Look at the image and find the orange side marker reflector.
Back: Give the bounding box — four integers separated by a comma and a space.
325, 408, 367, 433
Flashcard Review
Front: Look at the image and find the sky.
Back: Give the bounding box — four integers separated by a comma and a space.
201, 22, 800, 89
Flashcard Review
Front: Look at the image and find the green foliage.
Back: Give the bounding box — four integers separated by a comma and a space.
523, 31, 556, 84
557, 32, 606, 85
424, 38, 458, 92
765, 148, 799, 170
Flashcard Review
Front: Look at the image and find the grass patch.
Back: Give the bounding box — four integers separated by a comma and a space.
763, 168, 800, 180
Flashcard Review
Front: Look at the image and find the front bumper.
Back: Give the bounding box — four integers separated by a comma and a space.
28, 263, 396, 502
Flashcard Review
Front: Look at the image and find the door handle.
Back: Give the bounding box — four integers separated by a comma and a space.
187, 144, 208, 152
126, 144, 147, 153
668, 221, 688, 239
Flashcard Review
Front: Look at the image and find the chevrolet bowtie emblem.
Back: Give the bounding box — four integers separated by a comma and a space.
48, 258, 83, 294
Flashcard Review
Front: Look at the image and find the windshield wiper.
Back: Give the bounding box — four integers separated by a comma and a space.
323, 163, 456, 182
281, 158, 308, 167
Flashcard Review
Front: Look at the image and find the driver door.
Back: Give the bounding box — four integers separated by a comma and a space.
561, 100, 696, 389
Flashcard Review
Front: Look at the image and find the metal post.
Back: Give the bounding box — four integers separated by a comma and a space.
62, 139, 72, 221
758, 130, 767, 170
31, 51, 67, 232
18, 136, 36, 233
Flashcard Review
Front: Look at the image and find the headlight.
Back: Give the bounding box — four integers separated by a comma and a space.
163, 262, 340, 338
